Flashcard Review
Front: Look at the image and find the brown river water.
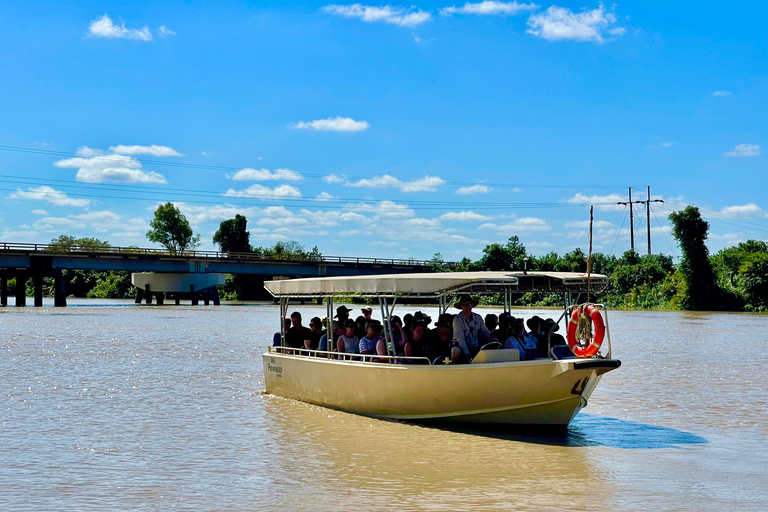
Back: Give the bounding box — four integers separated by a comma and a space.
1, 301, 767, 511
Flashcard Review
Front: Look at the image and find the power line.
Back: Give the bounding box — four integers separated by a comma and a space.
0, 144, 628, 189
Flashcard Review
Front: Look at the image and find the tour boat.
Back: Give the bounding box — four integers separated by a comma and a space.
262, 271, 621, 427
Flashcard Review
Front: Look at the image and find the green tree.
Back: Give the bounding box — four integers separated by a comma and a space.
146, 202, 201, 255
48, 235, 110, 251
476, 236, 528, 271
669, 206, 716, 310
213, 214, 251, 253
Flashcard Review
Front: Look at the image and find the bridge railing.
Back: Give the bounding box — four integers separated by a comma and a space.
0, 242, 439, 267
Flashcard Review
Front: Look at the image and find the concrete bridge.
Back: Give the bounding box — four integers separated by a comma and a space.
0, 242, 440, 307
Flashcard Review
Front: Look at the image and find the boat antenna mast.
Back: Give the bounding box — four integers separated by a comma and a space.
586, 205, 593, 303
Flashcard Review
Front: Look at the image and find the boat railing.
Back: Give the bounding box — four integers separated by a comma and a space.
269, 346, 433, 365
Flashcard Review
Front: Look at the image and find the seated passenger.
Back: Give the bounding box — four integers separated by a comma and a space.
333, 305, 353, 337
451, 294, 497, 363
285, 311, 313, 350
354, 315, 367, 339
388, 315, 408, 356
426, 316, 453, 363
526, 315, 548, 358
402, 313, 415, 337
542, 318, 566, 353
494, 312, 511, 340
273, 318, 291, 347
359, 320, 383, 358
413, 311, 432, 330
404, 320, 429, 363
361, 306, 374, 321
485, 313, 498, 334
317, 316, 331, 353
305, 316, 324, 350
337, 319, 360, 357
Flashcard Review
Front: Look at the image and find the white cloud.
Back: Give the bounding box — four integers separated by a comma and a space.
158, 26, 176, 36
32, 210, 146, 234
526, 5, 623, 43
438, 211, 493, 222
173, 203, 260, 224
256, 216, 310, 228
0, 230, 41, 241
405, 217, 442, 228
712, 90, 731, 97
315, 192, 337, 201
456, 184, 492, 195
323, 174, 346, 184
366, 200, 415, 218
347, 174, 445, 192
228, 168, 303, 181
720, 203, 766, 218
288, 116, 369, 132
8, 186, 90, 207
323, 4, 432, 27
224, 184, 302, 199
479, 216, 550, 233
441, 1, 539, 16
31, 209, 49, 215
724, 144, 760, 157
659, 142, 673, 148
564, 192, 625, 212
87, 14, 152, 41
564, 220, 614, 228
251, 233, 289, 242
55, 146, 168, 184
108, 144, 181, 156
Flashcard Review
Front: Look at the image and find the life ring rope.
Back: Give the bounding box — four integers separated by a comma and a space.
566, 303, 605, 358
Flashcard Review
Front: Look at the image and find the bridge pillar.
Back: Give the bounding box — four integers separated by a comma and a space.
135, 288, 144, 304
54, 270, 67, 307
15, 273, 27, 307
34, 275, 43, 307
145, 284, 152, 305
156, 292, 165, 305
212, 291, 220, 306
175, 295, 180, 305
1, 276, 7, 306
191, 292, 199, 306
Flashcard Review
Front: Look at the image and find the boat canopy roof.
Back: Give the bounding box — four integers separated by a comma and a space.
264, 271, 609, 298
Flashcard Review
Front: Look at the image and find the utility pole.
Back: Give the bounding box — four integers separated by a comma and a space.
617, 187, 635, 251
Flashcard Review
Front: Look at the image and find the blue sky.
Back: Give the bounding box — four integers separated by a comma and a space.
0, 1, 765, 261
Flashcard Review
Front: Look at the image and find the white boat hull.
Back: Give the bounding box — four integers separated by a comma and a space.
262, 350, 619, 426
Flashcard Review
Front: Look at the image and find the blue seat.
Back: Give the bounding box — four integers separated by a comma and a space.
550, 345, 577, 360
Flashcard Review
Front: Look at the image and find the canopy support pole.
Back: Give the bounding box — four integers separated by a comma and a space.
379, 297, 393, 360
279, 296, 288, 347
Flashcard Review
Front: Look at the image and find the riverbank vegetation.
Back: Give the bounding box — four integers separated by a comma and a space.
431, 206, 767, 312
15, 207, 766, 312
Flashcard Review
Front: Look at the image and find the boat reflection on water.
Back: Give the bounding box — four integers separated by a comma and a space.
261, 396, 616, 511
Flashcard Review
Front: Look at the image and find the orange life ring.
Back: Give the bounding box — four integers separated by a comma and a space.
566, 304, 605, 358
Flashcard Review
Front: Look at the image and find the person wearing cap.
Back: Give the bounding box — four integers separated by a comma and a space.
361, 306, 374, 321
451, 294, 496, 363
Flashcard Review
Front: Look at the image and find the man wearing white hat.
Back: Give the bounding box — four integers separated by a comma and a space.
451, 294, 496, 363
